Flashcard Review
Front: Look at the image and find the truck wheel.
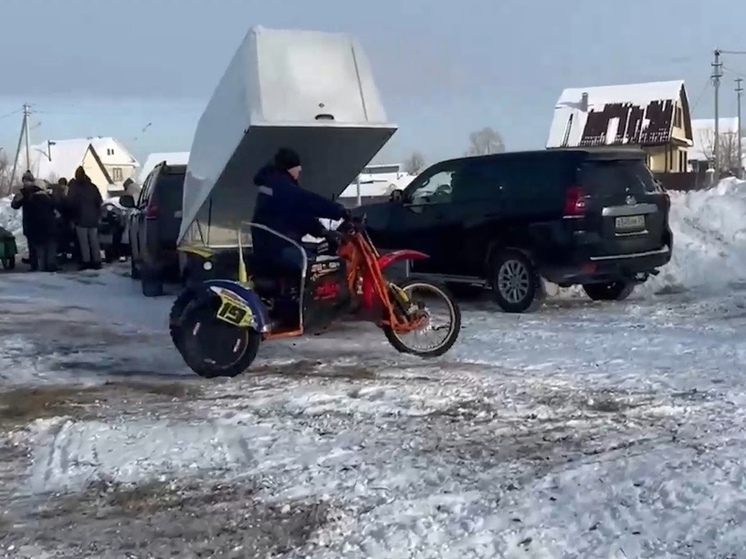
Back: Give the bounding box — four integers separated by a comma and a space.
583, 281, 635, 301
130, 258, 141, 280
489, 249, 543, 313
141, 266, 164, 297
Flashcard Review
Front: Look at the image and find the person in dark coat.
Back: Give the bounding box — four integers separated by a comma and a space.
252, 148, 348, 271
10, 171, 59, 272
50, 177, 75, 262
122, 177, 141, 198
66, 166, 103, 270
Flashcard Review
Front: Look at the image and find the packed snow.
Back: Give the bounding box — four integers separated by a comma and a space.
644, 177, 746, 293
1, 179, 746, 558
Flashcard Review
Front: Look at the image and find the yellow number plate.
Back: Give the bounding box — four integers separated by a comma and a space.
216, 293, 253, 326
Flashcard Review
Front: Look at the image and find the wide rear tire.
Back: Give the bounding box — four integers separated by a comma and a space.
383, 279, 461, 358
175, 296, 261, 378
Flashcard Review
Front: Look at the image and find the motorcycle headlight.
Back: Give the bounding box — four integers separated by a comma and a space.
203, 261, 213, 271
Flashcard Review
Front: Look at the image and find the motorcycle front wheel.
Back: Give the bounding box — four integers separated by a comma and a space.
176, 297, 261, 378
383, 279, 461, 358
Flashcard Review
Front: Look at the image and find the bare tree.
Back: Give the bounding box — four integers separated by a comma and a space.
466, 127, 506, 156
402, 151, 426, 174
0, 151, 11, 197
699, 130, 743, 174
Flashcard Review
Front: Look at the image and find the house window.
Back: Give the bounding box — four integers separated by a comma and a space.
111, 167, 123, 181
674, 106, 683, 129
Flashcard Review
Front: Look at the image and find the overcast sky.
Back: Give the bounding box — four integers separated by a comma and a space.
0, 0, 742, 162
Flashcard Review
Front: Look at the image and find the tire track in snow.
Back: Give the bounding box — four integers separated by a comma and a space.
27, 419, 264, 494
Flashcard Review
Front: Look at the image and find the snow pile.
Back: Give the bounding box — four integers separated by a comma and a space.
648, 178, 746, 293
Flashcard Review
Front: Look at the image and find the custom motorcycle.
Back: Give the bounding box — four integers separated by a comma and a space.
169, 217, 462, 378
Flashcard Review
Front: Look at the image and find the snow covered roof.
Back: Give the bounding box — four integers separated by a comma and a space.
15, 137, 138, 182
547, 80, 690, 148
139, 151, 190, 183
689, 118, 742, 162
363, 163, 402, 174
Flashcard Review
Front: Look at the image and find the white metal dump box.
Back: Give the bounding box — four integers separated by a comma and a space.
180, 26, 398, 246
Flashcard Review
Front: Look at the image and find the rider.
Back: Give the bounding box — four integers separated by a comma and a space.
252, 148, 349, 272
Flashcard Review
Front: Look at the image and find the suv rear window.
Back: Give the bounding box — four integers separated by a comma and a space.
154, 171, 185, 211
579, 159, 658, 196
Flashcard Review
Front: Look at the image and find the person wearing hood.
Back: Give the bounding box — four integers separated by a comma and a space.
122, 177, 141, 198
66, 166, 103, 270
10, 171, 59, 272
252, 148, 348, 271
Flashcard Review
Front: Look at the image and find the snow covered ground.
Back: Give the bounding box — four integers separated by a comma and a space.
1, 181, 746, 558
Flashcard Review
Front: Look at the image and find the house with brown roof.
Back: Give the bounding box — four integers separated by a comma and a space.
546, 80, 693, 174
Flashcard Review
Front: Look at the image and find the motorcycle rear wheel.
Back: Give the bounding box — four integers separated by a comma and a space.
383, 279, 461, 358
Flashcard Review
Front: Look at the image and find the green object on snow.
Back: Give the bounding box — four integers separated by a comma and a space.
0, 227, 17, 261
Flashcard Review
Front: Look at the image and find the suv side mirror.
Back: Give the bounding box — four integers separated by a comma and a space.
390, 189, 405, 203
119, 194, 135, 208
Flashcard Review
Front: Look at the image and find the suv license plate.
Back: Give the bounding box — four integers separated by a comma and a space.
615, 215, 645, 230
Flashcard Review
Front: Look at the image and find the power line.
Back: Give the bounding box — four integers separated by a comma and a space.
723, 65, 746, 79
689, 79, 712, 113
0, 109, 21, 120
34, 105, 201, 117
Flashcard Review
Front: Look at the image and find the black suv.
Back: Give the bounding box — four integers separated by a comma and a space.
119, 162, 185, 297
360, 148, 672, 312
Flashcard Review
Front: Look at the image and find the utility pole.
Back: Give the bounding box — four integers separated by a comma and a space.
712, 49, 723, 172
9, 104, 30, 187
738, 78, 744, 178
23, 104, 31, 171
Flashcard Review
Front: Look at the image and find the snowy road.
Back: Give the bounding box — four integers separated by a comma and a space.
1, 267, 746, 558
2, 181, 746, 558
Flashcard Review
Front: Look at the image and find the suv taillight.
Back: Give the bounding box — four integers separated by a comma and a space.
144, 202, 159, 219
563, 185, 586, 216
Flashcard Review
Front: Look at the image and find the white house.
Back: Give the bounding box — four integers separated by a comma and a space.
15, 136, 139, 195
138, 151, 190, 183
338, 163, 416, 202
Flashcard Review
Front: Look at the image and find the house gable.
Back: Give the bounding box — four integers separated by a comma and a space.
86, 145, 113, 183
547, 80, 693, 149
87, 137, 139, 168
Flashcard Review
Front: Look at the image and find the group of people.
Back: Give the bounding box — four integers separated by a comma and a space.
11, 166, 105, 272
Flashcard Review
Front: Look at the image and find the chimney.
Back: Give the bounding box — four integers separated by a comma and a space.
581, 92, 589, 112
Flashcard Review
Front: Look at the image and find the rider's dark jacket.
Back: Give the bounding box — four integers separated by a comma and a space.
252, 165, 347, 260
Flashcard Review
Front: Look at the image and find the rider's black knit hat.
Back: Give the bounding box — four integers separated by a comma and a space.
274, 147, 301, 170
